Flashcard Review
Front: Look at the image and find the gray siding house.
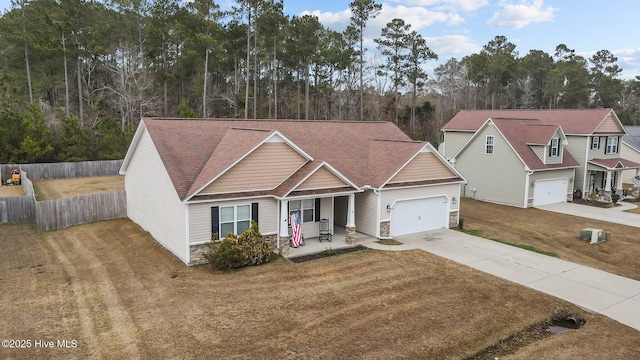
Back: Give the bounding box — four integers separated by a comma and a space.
442, 109, 640, 207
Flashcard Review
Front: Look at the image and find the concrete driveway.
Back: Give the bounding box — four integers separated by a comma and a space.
537, 201, 640, 228
365, 229, 640, 332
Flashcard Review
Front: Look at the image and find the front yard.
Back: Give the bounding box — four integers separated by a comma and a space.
1, 219, 639, 359
460, 198, 640, 281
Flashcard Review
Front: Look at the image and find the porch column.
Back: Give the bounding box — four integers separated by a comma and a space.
279, 200, 290, 256
345, 194, 356, 244
604, 171, 613, 202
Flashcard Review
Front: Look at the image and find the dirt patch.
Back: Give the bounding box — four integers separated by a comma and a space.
1, 220, 639, 359
288, 245, 368, 263
460, 198, 640, 280
377, 239, 403, 246
572, 198, 620, 208
0, 185, 25, 197
34, 175, 124, 200
465, 312, 586, 359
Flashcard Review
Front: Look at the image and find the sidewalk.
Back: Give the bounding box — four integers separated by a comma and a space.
537, 201, 640, 228
365, 229, 640, 332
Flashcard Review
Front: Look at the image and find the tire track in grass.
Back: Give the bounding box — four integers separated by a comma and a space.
64, 231, 142, 359
46, 234, 100, 359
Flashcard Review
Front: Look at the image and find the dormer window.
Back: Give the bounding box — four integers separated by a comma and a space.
605, 136, 619, 154
549, 137, 560, 157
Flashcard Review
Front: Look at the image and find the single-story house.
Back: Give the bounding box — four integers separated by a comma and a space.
120, 118, 466, 265
441, 109, 640, 208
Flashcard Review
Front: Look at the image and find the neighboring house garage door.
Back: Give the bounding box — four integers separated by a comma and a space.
390, 196, 448, 237
533, 179, 567, 206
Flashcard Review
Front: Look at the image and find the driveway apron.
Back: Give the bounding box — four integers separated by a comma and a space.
365, 229, 640, 332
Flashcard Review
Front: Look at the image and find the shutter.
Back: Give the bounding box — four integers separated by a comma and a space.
211, 206, 219, 236
315, 198, 321, 221
597, 137, 601, 149
548, 143, 552, 157
251, 202, 259, 225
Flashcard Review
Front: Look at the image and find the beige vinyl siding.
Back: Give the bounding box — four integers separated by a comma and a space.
589, 136, 623, 159
564, 135, 589, 193
528, 169, 575, 200
531, 145, 545, 162
355, 190, 378, 236
456, 124, 527, 207
380, 183, 461, 218
297, 197, 332, 238
296, 167, 347, 190
188, 197, 278, 244
443, 131, 474, 159
595, 113, 624, 133
124, 127, 187, 263
200, 142, 306, 194
621, 143, 640, 184
389, 152, 456, 183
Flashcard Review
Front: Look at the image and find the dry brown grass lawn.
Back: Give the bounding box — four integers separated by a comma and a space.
460, 198, 640, 281
0, 185, 24, 197
33, 176, 124, 200
1, 219, 639, 359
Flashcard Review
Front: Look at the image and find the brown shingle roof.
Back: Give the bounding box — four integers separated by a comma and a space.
589, 158, 640, 169
443, 109, 615, 134
491, 119, 579, 170
141, 118, 438, 201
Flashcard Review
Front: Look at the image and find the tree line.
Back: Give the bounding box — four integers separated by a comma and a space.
1, 0, 640, 163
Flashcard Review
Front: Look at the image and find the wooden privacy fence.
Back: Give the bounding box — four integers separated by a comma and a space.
0, 196, 36, 223
35, 190, 127, 231
17, 160, 123, 181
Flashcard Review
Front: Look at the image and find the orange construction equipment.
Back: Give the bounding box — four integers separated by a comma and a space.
10, 169, 20, 185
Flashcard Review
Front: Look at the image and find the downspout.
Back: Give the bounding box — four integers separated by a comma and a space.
524, 170, 533, 208
276, 199, 280, 250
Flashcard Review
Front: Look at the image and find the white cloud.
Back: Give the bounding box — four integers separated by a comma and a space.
404, 0, 490, 12
487, 0, 556, 29
426, 35, 482, 57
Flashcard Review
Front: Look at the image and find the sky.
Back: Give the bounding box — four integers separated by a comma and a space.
2, 0, 639, 79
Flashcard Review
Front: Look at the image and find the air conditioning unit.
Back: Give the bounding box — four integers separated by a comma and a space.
580, 228, 605, 244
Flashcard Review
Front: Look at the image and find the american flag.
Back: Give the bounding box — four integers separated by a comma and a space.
290, 210, 302, 247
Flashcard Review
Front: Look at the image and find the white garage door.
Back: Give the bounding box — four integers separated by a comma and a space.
390, 196, 448, 237
533, 179, 567, 206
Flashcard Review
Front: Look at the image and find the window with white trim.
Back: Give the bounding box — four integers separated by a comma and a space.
289, 199, 315, 223
485, 135, 495, 155
549, 137, 560, 157
219, 204, 251, 238
605, 136, 619, 154
591, 136, 599, 149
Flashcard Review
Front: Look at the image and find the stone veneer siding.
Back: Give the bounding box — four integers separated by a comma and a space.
379, 220, 390, 238
189, 243, 210, 266
279, 235, 290, 256
345, 226, 356, 244
449, 211, 459, 228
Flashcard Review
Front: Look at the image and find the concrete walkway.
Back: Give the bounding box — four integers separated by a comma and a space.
364, 229, 640, 332
537, 201, 640, 228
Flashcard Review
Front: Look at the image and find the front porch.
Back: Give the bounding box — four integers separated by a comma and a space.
587, 158, 640, 202
286, 226, 378, 259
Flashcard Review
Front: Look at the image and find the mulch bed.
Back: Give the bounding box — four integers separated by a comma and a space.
288, 245, 368, 263
572, 198, 620, 208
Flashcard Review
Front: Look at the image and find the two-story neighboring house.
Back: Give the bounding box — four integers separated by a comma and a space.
621, 126, 640, 191
441, 109, 640, 208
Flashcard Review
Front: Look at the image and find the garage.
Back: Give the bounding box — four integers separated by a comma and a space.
533, 179, 567, 206
390, 196, 449, 237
